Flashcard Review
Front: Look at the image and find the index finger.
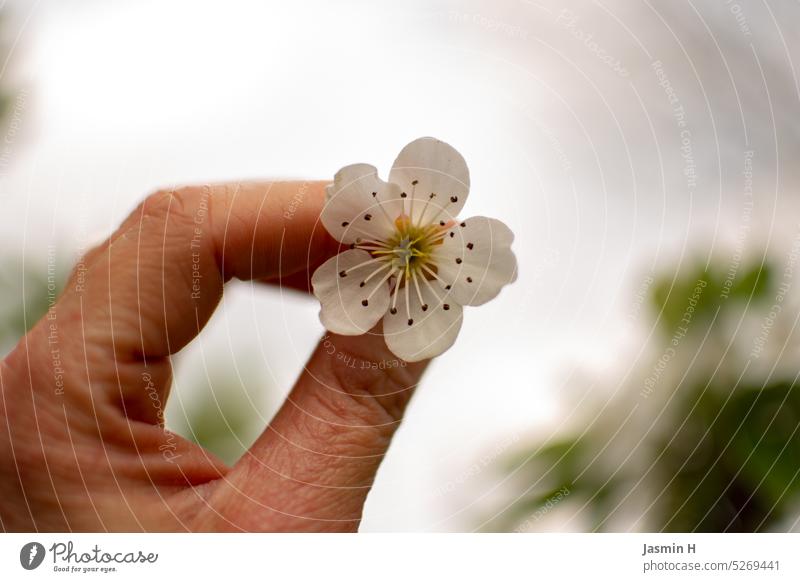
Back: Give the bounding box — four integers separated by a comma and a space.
5, 181, 339, 428
65, 180, 338, 361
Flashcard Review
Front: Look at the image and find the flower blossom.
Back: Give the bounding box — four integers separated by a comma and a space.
311, 137, 517, 362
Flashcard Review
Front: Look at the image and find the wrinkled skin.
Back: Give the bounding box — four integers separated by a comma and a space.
0, 182, 426, 532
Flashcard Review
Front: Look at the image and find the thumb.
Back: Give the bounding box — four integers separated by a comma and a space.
205, 324, 427, 531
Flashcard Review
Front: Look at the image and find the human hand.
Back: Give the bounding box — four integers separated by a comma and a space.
0, 182, 427, 531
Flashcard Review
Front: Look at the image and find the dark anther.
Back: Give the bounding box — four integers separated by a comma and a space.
450, 196, 458, 203
460, 221, 466, 227
400, 192, 407, 198
449, 232, 455, 238
466, 277, 473, 283
361, 299, 369, 306
421, 304, 429, 311
364, 214, 372, 221
341, 221, 349, 227
412, 179, 419, 185
443, 304, 450, 311
371, 191, 377, 197
359, 281, 365, 287
439, 221, 446, 226
390, 307, 398, 315
430, 193, 436, 199
407, 318, 414, 326
339, 270, 347, 278
445, 285, 452, 290
455, 258, 462, 264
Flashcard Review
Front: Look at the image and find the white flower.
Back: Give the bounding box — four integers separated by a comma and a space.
312, 137, 518, 362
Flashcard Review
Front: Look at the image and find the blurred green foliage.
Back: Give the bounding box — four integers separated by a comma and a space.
169, 359, 270, 466
660, 379, 800, 531
489, 258, 800, 532
652, 260, 772, 335
0, 258, 64, 354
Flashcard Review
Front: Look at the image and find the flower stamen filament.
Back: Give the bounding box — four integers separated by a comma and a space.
342, 256, 391, 276
404, 266, 412, 323
361, 262, 393, 285
367, 266, 398, 299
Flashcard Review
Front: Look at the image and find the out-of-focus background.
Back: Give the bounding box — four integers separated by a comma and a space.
1, 0, 799, 531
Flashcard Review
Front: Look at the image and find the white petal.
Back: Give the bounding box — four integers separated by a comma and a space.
311, 249, 392, 335
388, 137, 470, 226
322, 163, 404, 244
383, 280, 463, 362
433, 216, 517, 306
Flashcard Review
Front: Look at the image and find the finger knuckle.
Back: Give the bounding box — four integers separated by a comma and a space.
322, 347, 415, 425
140, 186, 207, 228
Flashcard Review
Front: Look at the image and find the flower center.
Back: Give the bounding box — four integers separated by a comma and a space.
381, 215, 448, 274
394, 236, 415, 267
345, 213, 454, 324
